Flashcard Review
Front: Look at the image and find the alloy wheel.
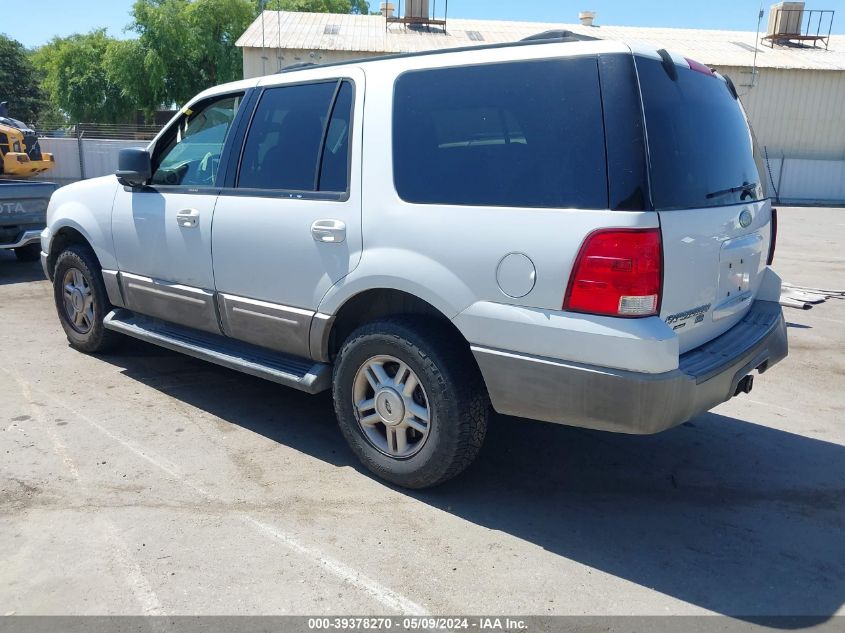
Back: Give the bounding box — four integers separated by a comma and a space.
352, 355, 431, 459
62, 267, 94, 334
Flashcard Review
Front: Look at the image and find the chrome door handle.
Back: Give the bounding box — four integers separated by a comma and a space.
311, 219, 346, 244
176, 208, 200, 228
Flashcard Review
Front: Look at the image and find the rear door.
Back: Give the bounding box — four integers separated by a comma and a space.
211, 70, 363, 357
636, 54, 772, 353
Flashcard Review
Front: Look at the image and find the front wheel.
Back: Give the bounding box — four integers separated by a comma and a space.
52, 244, 118, 353
332, 317, 489, 489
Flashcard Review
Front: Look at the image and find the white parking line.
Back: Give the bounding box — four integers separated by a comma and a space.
2, 366, 429, 617
245, 516, 428, 616
741, 398, 803, 415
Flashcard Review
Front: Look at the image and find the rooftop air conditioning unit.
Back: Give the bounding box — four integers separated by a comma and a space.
767, 1, 805, 36
579, 11, 596, 27
406, 0, 430, 20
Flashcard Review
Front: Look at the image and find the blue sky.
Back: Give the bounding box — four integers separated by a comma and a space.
5, 0, 843, 47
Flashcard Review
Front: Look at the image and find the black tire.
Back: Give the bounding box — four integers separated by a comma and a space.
14, 243, 41, 262
52, 244, 118, 353
333, 316, 489, 489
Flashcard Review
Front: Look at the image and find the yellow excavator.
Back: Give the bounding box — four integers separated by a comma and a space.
0, 101, 55, 178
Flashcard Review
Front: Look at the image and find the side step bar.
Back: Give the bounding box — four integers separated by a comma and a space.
103, 309, 332, 394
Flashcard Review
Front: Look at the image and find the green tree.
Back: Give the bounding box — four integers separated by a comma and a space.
33, 30, 136, 123
260, 0, 369, 17
103, 38, 164, 123
0, 34, 47, 124
128, 0, 256, 107
32, 0, 376, 124
349, 0, 371, 14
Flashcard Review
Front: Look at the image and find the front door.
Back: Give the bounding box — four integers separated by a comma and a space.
211, 72, 363, 356
112, 93, 244, 333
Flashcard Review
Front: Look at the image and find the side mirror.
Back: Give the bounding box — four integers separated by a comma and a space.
116, 148, 152, 188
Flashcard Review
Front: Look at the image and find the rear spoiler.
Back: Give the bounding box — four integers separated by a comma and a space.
655, 48, 739, 100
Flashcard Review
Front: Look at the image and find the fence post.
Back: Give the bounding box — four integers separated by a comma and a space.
75, 125, 86, 180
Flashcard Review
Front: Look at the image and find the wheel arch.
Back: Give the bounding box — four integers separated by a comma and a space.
46, 224, 98, 281
317, 287, 472, 363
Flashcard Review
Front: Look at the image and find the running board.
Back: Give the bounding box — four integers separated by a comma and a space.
103, 309, 331, 394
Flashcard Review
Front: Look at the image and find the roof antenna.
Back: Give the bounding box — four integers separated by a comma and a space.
751, 2, 764, 88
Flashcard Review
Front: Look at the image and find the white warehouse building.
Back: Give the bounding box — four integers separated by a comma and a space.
236, 7, 845, 204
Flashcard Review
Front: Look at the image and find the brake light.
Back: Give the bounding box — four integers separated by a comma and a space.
685, 57, 715, 77
564, 228, 662, 317
767, 208, 778, 265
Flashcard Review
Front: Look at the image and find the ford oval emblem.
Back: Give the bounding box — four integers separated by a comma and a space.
739, 210, 753, 228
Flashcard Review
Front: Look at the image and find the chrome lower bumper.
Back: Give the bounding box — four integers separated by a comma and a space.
0, 229, 42, 250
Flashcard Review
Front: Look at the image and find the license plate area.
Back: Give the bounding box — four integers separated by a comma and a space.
714, 233, 763, 320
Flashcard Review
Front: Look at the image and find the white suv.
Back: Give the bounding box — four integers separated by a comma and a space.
41, 35, 788, 488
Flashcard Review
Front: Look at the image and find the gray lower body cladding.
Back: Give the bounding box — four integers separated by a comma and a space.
472, 300, 788, 434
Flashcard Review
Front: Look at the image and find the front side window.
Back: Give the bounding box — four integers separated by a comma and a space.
151, 94, 242, 187
237, 80, 353, 193
392, 58, 608, 209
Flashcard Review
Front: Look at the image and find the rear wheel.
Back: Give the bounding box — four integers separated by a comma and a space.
52, 245, 118, 353
333, 317, 489, 489
14, 243, 41, 262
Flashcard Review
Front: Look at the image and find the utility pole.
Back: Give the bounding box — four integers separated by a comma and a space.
261, 0, 267, 76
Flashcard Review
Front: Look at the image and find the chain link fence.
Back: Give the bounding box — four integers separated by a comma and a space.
32, 122, 165, 187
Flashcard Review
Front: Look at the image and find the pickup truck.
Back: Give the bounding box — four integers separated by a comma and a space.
0, 180, 56, 261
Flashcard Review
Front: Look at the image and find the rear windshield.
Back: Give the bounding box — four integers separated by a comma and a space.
636, 56, 763, 210
393, 57, 608, 209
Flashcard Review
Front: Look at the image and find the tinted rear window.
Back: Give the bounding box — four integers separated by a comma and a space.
393, 58, 608, 209
636, 56, 763, 210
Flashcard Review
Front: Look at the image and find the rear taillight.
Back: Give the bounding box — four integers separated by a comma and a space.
767, 208, 778, 265
564, 228, 662, 318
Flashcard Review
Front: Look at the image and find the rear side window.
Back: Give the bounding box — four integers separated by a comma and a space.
636, 57, 763, 210
393, 58, 608, 209
238, 80, 353, 193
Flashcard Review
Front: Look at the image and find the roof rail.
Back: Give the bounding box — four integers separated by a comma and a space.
265, 35, 605, 77
278, 62, 318, 73
521, 30, 600, 43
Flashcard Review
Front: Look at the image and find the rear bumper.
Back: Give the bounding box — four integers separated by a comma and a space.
472, 300, 788, 434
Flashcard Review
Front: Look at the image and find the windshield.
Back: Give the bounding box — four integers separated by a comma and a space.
636, 56, 764, 210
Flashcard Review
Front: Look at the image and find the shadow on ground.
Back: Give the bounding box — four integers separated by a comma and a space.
101, 339, 845, 625
0, 251, 45, 286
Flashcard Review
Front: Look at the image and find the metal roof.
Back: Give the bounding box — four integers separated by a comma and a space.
236, 11, 845, 71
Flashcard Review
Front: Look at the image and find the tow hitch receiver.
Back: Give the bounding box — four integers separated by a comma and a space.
734, 374, 754, 396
